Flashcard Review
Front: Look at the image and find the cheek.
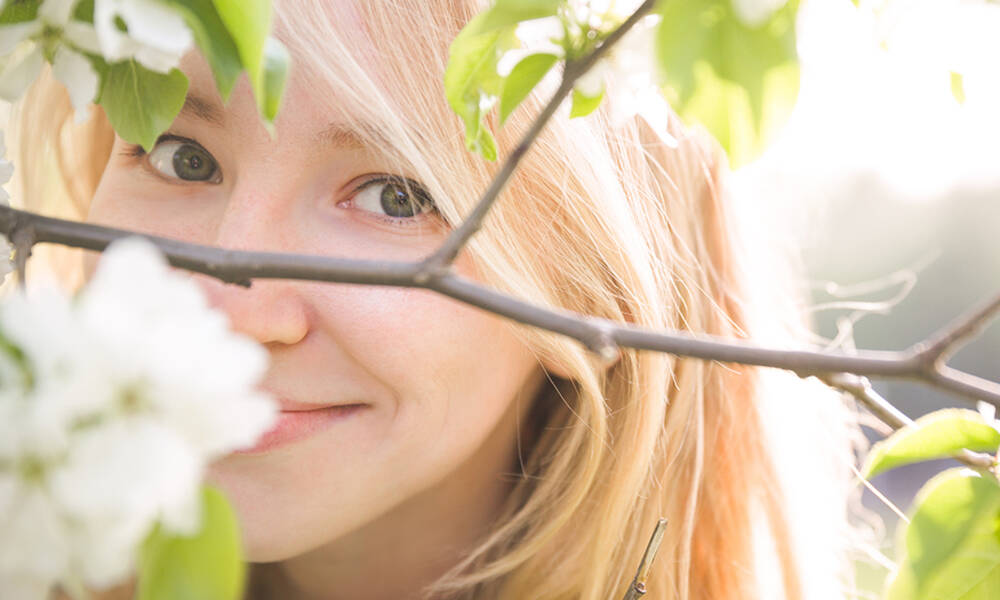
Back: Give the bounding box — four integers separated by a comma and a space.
320, 282, 535, 429
219, 281, 543, 561
87, 151, 223, 243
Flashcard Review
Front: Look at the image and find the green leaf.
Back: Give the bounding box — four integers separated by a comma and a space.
260, 37, 289, 122
886, 468, 1000, 600
137, 486, 246, 600
97, 60, 189, 151
500, 52, 558, 123
472, 0, 562, 34
163, 0, 243, 100
445, 11, 516, 160
0, 0, 39, 23
862, 409, 1000, 480
211, 0, 271, 116
569, 87, 603, 118
656, 0, 800, 166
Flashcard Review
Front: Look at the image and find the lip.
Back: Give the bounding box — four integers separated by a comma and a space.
235, 401, 367, 454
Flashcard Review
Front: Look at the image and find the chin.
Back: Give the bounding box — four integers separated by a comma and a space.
241, 531, 297, 563
204, 459, 308, 563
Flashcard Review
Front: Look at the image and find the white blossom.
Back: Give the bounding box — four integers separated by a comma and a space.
0, 482, 70, 600
93, 0, 193, 73
77, 237, 277, 455
0, 0, 101, 121
0, 237, 277, 597
496, 17, 564, 78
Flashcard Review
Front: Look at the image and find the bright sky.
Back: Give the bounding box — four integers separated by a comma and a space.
739, 0, 1000, 200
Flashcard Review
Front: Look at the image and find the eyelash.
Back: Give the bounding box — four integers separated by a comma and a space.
345, 176, 439, 227
119, 137, 439, 227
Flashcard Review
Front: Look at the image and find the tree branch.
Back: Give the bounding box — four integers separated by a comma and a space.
2, 205, 999, 411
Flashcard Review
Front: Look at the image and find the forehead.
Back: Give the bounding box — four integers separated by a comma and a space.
185, 3, 364, 104
176, 1, 395, 154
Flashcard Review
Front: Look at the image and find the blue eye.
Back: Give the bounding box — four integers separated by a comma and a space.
147, 137, 221, 183
352, 177, 435, 219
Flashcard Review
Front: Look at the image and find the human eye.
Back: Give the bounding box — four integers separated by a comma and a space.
143, 135, 222, 184
347, 176, 438, 224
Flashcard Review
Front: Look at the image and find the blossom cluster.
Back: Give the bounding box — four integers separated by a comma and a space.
0, 237, 276, 599
0, 0, 193, 121
497, 0, 677, 143
494, 0, 790, 143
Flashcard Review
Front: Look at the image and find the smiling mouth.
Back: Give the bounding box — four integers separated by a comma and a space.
235, 402, 368, 454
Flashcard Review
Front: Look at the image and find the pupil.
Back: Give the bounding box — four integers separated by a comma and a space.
380, 182, 420, 218
173, 144, 216, 181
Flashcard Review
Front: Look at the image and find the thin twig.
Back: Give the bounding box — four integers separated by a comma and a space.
820, 372, 912, 429
910, 291, 1000, 369
821, 372, 997, 471
621, 518, 667, 600
420, 0, 659, 273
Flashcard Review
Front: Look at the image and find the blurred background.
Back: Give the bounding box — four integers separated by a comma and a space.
733, 0, 1000, 595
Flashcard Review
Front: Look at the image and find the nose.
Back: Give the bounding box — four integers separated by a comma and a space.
194, 184, 310, 347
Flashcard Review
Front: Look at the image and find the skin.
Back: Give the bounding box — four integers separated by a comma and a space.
83, 44, 552, 600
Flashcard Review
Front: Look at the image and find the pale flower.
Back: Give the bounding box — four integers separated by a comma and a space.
0, 482, 71, 600
496, 16, 564, 77
0, 0, 101, 121
0, 237, 277, 597
50, 419, 202, 586
0, 280, 115, 460
93, 0, 193, 73
77, 237, 277, 456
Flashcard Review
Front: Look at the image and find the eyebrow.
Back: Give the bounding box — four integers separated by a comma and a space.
315, 122, 368, 149
180, 92, 378, 151
180, 93, 225, 127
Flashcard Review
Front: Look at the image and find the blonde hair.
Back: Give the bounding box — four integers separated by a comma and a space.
12, 1, 861, 598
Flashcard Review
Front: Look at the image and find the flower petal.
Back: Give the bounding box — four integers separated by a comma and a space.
93, 0, 131, 61
118, 0, 192, 56
0, 21, 43, 56
38, 0, 77, 27
63, 22, 103, 55
133, 44, 183, 74
51, 47, 98, 123
0, 46, 44, 102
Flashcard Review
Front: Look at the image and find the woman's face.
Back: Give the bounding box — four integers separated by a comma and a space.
84, 47, 547, 561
